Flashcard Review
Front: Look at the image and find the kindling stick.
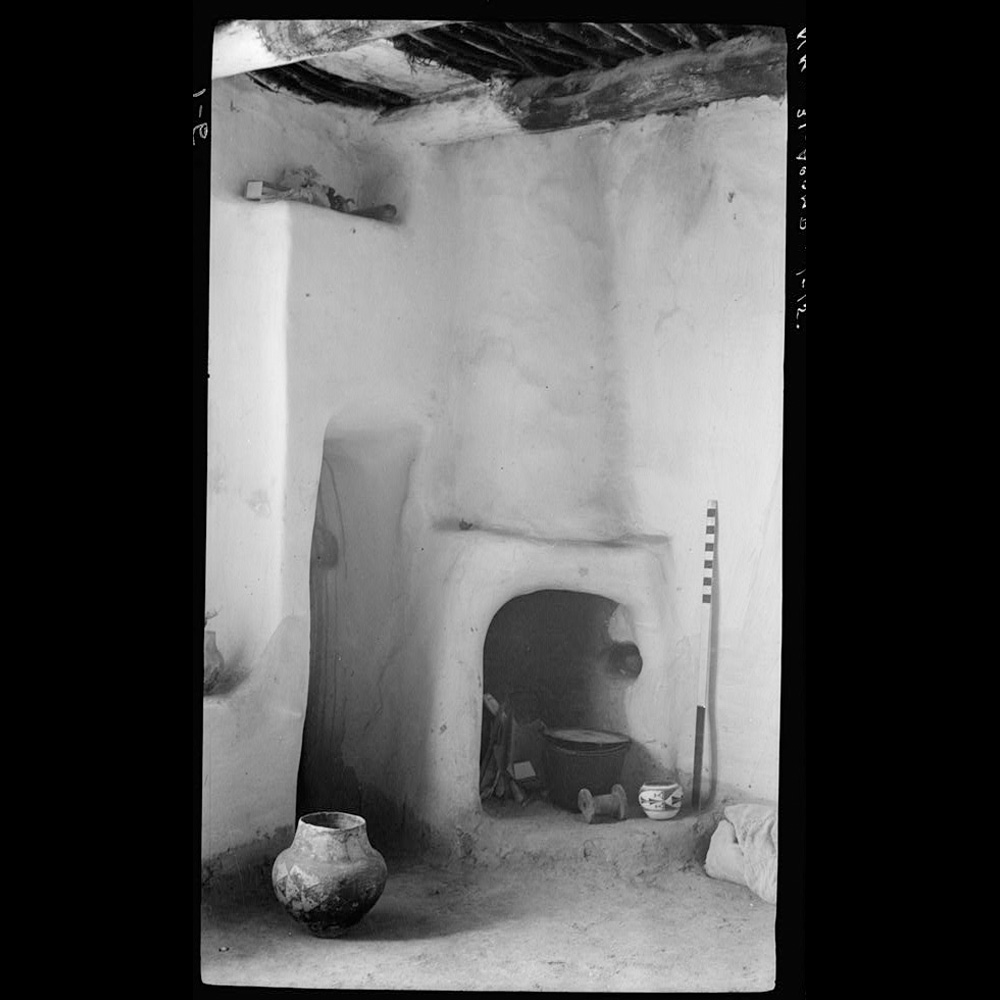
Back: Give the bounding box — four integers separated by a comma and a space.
691, 500, 717, 811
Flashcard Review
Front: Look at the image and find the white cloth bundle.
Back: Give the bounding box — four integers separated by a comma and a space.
704, 803, 778, 904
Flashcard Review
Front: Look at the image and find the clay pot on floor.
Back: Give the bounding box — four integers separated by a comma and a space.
272, 812, 387, 938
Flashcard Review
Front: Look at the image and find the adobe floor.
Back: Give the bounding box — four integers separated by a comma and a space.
200, 799, 777, 991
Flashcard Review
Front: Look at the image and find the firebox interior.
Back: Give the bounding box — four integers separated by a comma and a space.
480, 589, 644, 805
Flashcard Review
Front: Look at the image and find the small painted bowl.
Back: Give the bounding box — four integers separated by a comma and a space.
638, 781, 683, 820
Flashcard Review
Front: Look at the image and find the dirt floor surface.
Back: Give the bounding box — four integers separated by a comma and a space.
200, 834, 776, 992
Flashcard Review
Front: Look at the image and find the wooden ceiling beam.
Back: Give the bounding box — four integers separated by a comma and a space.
395, 32, 499, 81
434, 24, 531, 75
620, 23, 682, 52
212, 19, 457, 79
654, 23, 704, 49
378, 32, 787, 144
460, 26, 549, 77
506, 33, 785, 132
508, 22, 606, 69
588, 23, 657, 56
500, 23, 593, 70
248, 63, 412, 109
484, 24, 588, 75
547, 22, 620, 65
703, 24, 732, 41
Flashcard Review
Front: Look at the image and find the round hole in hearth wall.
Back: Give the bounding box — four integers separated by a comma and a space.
606, 640, 642, 679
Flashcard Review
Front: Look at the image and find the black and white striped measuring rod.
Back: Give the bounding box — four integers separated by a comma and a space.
692, 499, 718, 811
702, 501, 718, 605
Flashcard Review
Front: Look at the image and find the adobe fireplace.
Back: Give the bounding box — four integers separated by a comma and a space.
423, 527, 687, 841
292, 423, 692, 850
336, 521, 685, 844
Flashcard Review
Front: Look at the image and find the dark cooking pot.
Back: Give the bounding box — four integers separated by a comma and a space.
541, 728, 631, 810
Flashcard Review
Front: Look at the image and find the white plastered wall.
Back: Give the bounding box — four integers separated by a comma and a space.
203, 76, 785, 861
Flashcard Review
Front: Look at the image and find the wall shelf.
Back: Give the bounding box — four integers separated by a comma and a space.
244, 180, 398, 223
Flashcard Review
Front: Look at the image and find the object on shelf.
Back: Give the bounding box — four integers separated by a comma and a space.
244, 165, 397, 222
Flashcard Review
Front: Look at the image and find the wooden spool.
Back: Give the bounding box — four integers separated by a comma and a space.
578, 784, 627, 824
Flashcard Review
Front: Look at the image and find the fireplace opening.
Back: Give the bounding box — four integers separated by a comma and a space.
479, 589, 643, 813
